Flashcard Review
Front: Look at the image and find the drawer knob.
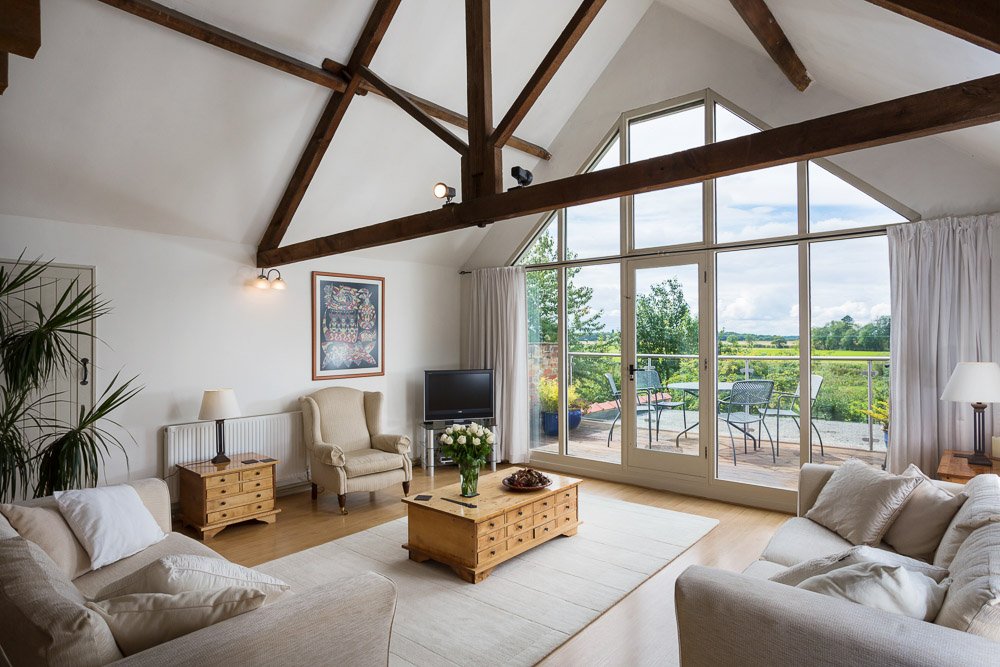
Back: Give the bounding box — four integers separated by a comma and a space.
220, 478, 226, 483
256, 493, 262, 498
489, 536, 495, 542
220, 489, 227, 494
256, 504, 262, 510
220, 501, 226, 506
489, 550, 496, 556
543, 527, 549, 533
221, 513, 228, 518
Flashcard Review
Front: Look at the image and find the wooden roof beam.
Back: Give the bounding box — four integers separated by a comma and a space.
864, 1, 999, 53
464, 0, 501, 200
257, 73, 1000, 267
0, 52, 8, 95
0, 0, 40, 58
729, 0, 811, 91
359, 66, 468, 155
492, 0, 606, 148
324, 58, 550, 161
256, 0, 400, 252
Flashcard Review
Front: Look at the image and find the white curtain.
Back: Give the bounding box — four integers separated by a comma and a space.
887, 213, 1000, 474
461, 267, 529, 463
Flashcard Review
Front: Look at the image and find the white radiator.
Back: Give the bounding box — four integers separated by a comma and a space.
163, 412, 308, 502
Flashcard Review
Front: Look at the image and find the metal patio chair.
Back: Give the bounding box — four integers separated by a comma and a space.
760, 374, 825, 458
635, 369, 687, 444
718, 379, 775, 465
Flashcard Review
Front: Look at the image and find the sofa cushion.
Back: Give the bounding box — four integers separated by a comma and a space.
770, 545, 950, 587
934, 474, 1000, 569
344, 448, 404, 478
884, 464, 967, 562
760, 517, 854, 567
55, 484, 167, 569
0, 503, 92, 579
0, 537, 122, 666
805, 459, 923, 545
73, 532, 222, 599
0, 511, 16, 539
741, 559, 788, 580
797, 562, 948, 622
934, 523, 1000, 640
87, 587, 266, 656
97, 554, 290, 603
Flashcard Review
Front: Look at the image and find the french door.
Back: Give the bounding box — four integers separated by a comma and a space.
622, 252, 711, 477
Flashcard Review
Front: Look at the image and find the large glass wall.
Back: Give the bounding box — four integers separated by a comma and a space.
517, 90, 912, 497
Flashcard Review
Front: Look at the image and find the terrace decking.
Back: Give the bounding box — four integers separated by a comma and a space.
531, 412, 886, 490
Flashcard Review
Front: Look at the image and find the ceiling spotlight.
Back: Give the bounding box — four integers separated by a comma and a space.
255, 269, 286, 290
511, 166, 533, 188
433, 182, 456, 205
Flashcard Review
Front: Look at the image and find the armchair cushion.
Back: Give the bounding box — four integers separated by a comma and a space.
371, 433, 410, 455
344, 449, 405, 478
312, 442, 347, 467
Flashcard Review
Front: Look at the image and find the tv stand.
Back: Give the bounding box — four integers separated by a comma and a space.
421, 419, 498, 474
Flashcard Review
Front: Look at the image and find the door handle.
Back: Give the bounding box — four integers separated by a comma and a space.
628, 364, 637, 381
80, 358, 89, 386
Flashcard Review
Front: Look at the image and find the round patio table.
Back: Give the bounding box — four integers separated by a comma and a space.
666, 381, 735, 445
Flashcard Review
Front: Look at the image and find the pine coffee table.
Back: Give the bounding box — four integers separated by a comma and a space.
402, 470, 581, 583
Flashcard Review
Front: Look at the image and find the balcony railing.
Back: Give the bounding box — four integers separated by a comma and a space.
560, 350, 890, 452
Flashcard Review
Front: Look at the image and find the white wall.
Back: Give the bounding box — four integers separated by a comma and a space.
464, 2, 1000, 269
0, 213, 460, 485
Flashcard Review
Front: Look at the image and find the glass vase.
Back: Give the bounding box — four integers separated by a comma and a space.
459, 461, 480, 497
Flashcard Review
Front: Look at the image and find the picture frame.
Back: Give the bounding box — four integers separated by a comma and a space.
311, 272, 385, 380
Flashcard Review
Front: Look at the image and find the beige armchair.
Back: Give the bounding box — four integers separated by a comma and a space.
300, 387, 412, 514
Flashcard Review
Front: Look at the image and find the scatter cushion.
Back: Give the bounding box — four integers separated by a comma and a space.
87, 587, 265, 655
934, 474, 1000, 569
95, 553, 291, 603
804, 459, 923, 545
0, 537, 122, 666
55, 484, 167, 569
770, 545, 950, 587
0, 503, 92, 579
759, 517, 853, 566
883, 464, 968, 561
798, 561, 948, 621
934, 523, 1000, 639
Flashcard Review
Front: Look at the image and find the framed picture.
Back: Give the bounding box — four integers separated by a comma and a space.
311, 272, 385, 380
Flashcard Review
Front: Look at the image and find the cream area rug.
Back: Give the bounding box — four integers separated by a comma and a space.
255, 492, 718, 666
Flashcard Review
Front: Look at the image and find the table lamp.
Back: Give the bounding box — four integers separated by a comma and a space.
940, 362, 1000, 467
199, 389, 241, 465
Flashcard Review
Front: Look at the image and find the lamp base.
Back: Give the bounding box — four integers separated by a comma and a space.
211, 453, 231, 465
954, 451, 994, 467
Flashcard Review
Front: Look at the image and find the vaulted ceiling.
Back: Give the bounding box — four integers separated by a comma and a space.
1, 0, 997, 268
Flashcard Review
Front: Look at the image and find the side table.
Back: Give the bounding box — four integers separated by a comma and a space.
177, 453, 281, 539
936, 449, 1000, 483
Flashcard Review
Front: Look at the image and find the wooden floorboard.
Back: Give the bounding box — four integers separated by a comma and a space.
188, 464, 789, 666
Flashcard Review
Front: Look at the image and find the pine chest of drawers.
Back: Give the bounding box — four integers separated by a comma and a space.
402, 470, 581, 583
177, 453, 281, 539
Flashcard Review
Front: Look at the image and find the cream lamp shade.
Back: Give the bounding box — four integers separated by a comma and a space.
940, 362, 1000, 403
198, 389, 241, 421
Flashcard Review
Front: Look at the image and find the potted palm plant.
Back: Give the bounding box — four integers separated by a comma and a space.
0, 255, 141, 501
860, 399, 890, 448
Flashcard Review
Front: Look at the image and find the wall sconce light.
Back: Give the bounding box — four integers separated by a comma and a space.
510, 166, 533, 188
433, 182, 456, 205
255, 269, 286, 290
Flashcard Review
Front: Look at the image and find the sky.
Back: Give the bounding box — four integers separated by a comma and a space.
531, 100, 898, 339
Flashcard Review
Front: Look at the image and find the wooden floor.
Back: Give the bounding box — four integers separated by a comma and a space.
191, 465, 789, 666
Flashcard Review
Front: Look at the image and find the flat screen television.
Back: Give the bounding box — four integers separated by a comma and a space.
424, 369, 494, 422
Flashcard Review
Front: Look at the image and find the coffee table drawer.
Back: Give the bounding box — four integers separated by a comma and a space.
478, 542, 505, 564
507, 534, 531, 551
476, 516, 505, 536
533, 519, 557, 540
241, 477, 272, 493
534, 508, 555, 524
477, 529, 504, 551
240, 468, 268, 482
532, 496, 555, 514
556, 510, 578, 530
555, 486, 577, 503
506, 515, 534, 537
554, 500, 575, 516
505, 506, 531, 524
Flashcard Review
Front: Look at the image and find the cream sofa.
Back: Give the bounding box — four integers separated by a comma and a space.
0, 478, 397, 666
675, 463, 998, 666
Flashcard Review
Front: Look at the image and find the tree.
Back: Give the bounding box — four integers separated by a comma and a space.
634, 279, 698, 379
523, 232, 605, 347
